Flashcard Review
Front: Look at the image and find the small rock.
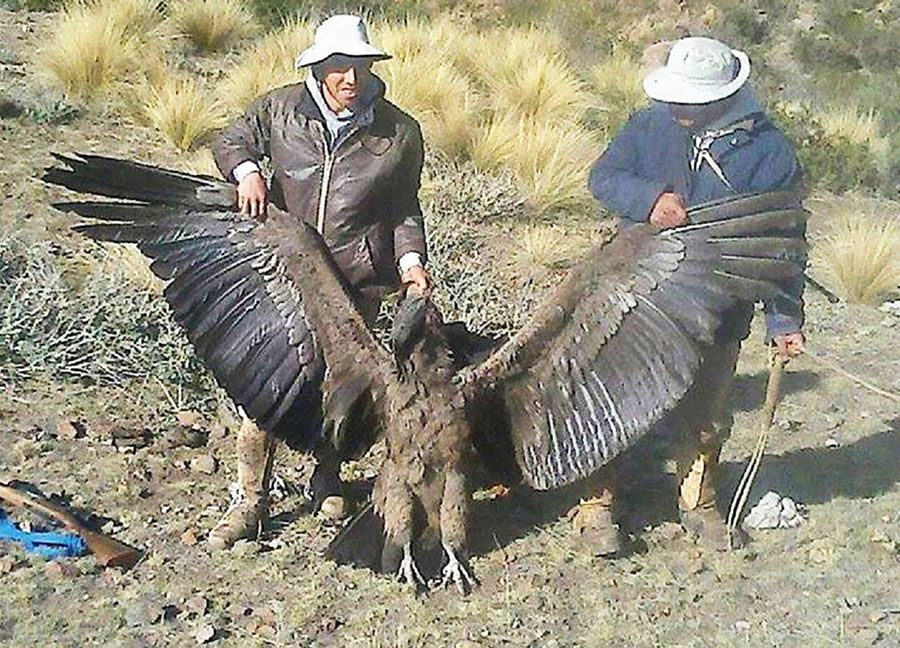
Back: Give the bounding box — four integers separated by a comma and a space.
181, 528, 200, 546
744, 491, 804, 530
166, 425, 208, 449
207, 422, 228, 443
176, 410, 203, 428
825, 437, 840, 448
319, 616, 342, 633
56, 419, 84, 440
112, 426, 151, 450
125, 601, 162, 627
194, 624, 216, 644
733, 620, 751, 632
184, 596, 208, 617
0, 556, 20, 573
190, 455, 217, 475
870, 611, 888, 624
44, 561, 79, 578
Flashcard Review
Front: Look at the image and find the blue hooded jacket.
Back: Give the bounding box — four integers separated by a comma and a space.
588, 86, 804, 342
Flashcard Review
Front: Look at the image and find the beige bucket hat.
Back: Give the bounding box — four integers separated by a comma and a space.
295, 15, 391, 68
643, 37, 750, 104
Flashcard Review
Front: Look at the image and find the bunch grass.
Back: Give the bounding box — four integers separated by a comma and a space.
143, 73, 227, 151
167, 0, 259, 53
815, 198, 900, 305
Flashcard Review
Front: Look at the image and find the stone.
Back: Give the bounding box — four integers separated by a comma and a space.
166, 425, 208, 449
125, 601, 162, 627
56, 419, 84, 440
184, 596, 208, 617
176, 410, 203, 428
44, 561, 79, 578
744, 491, 804, 530
0, 556, 20, 573
190, 455, 217, 475
194, 624, 216, 644
181, 528, 200, 546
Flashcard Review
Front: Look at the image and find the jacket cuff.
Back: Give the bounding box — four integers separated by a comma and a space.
764, 311, 803, 342
232, 160, 260, 183
398, 252, 423, 273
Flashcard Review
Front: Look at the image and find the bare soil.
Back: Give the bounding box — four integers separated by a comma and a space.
2, 9, 899, 648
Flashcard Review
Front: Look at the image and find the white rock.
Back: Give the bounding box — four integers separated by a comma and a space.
744, 491, 805, 530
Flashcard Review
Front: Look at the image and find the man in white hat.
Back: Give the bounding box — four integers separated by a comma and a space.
582, 36, 806, 554
207, 15, 431, 550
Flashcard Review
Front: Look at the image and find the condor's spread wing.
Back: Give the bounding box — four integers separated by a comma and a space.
44, 153, 389, 451
466, 191, 807, 490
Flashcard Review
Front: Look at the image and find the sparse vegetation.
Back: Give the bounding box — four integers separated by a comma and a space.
167, 0, 259, 53
0, 233, 210, 391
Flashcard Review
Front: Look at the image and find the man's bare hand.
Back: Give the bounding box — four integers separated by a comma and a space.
401, 266, 432, 296
649, 192, 688, 228
237, 171, 267, 221
774, 331, 805, 360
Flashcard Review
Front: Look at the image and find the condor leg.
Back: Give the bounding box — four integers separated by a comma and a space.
439, 470, 478, 595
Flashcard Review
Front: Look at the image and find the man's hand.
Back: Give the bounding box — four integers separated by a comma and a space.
774, 331, 805, 360
649, 192, 688, 228
401, 265, 432, 296
237, 171, 267, 221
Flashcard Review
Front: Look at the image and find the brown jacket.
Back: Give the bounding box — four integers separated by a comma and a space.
212, 78, 427, 293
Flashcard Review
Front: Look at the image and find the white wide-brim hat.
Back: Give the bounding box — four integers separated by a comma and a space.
643, 36, 750, 104
295, 15, 390, 68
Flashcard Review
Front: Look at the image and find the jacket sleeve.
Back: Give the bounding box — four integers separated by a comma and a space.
390, 122, 427, 264
211, 93, 274, 182
750, 133, 806, 340
588, 114, 669, 223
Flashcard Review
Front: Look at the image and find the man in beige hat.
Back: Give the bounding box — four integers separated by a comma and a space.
581, 36, 806, 554
208, 14, 431, 549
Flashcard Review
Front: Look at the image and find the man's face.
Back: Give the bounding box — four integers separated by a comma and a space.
668, 96, 734, 129
319, 55, 373, 111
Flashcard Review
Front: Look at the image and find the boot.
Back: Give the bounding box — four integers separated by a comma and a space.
208, 416, 276, 550
570, 472, 621, 557
309, 444, 348, 522
676, 435, 745, 550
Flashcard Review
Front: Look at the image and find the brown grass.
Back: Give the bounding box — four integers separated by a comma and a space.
167, 0, 259, 53
217, 18, 312, 114
38, 0, 155, 102
814, 197, 900, 305
143, 73, 227, 150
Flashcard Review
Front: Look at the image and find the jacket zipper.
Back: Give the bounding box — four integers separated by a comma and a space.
316, 128, 333, 234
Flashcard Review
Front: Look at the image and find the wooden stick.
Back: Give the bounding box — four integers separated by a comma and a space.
727, 352, 785, 548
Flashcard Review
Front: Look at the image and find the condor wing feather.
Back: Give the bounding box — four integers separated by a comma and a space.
45, 153, 388, 451
466, 191, 807, 490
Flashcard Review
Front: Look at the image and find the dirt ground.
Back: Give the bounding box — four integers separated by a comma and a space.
2, 9, 900, 648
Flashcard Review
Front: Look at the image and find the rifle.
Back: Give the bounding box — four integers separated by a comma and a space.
0, 482, 143, 569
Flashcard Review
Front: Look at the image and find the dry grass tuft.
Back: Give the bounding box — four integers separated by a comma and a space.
814, 197, 900, 304
592, 49, 647, 130
504, 224, 595, 277
217, 18, 311, 114
143, 73, 226, 150
38, 0, 160, 102
472, 117, 598, 214
167, 0, 259, 53
468, 27, 589, 124
815, 104, 891, 171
